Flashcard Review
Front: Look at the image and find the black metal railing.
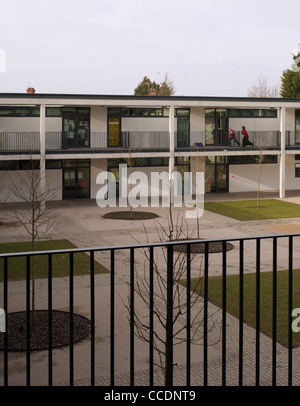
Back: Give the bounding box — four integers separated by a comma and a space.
0, 233, 300, 386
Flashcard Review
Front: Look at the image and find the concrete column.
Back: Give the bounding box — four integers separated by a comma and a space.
279, 106, 286, 198
40, 104, 46, 211
168, 105, 175, 204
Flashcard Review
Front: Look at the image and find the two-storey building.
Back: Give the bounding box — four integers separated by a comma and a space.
0, 88, 299, 202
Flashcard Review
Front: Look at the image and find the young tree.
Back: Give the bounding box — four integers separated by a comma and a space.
281, 46, 300, 98
7, 157, 61, 326
125, 186, 219, 384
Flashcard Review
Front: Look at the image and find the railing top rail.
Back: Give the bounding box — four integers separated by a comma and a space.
1, 232, 300, 259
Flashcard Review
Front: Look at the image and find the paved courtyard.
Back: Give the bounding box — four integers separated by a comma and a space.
1, 191, 300, 386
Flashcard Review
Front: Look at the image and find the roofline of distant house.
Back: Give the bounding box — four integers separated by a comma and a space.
0, 92, 299, 103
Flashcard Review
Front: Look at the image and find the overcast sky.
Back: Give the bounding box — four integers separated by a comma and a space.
0, 0, 298, 97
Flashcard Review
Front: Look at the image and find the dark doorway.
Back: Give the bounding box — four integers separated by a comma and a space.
63, 160, 90, 199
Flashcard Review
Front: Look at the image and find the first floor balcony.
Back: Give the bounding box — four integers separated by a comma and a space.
0, 130, 300, 155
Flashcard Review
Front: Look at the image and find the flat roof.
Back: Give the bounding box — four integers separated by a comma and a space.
0, 92, 299, 102
0, 93, 299, 109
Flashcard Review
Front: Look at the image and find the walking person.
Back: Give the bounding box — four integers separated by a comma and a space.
241, 126, 254, 147
229, 127, 241, 146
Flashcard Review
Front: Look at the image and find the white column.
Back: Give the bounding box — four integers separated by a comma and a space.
40, 104, 46, 211
279, 106, 286, 198
168, 105, 175, 204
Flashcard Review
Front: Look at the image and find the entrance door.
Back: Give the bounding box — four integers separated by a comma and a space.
108, 117, 120, 147
205, 157, 228, 193
63, 160, 90, 199
216, 163, 228, 192
177, 116, 189, 147
62, 108, 90, 149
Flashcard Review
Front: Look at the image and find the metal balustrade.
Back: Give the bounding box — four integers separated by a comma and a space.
0, 233, 300, 386
1, 131, 299, 153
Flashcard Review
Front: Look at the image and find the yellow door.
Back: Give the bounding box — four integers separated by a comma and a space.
108, 117, 120, 146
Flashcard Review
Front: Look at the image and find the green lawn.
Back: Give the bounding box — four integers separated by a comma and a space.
0, 239, 108, 281
204, 199, 300, 221
186, 269, 300, 348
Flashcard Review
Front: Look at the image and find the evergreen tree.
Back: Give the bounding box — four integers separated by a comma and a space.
281, 46, 300, 98
134, 73, 175, 96
134, 76, 159, 95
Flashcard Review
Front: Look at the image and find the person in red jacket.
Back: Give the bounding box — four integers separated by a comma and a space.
229, 128, 241, 146
241, 126, 254, 147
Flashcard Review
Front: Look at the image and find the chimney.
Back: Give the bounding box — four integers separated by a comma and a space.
149, 88, 157, 96
26, 87, 35, 94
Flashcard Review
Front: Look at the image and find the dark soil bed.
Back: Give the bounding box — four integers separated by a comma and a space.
103, 211, 159, 220
172, 239, 234, 253
0, 310, 91, 352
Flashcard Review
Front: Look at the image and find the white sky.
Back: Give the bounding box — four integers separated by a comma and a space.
0, 0, 299, 97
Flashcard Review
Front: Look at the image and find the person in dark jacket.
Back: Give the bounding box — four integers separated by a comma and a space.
241, 126, 254, 147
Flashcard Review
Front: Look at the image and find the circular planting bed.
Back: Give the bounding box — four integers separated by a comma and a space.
172, 239, 234, 254
0, 310, 91, 352
103, 211, 159, 220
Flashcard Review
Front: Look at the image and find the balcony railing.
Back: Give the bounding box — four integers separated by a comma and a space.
0, 130, 299, 153
1, 233, 300, 386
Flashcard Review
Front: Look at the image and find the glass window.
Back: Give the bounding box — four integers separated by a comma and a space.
240, 109, 252, 117
46, 107, 62, 117
46, 160, 62, 169
176, 109, 190, 117
163, 107, 169, 117
228, 109, 240, 117
0, 107, 14, 116
252, 109, 265, 118
108, 107, 121, 116
135, 108, 149, 117
205, 109, 215, 117
150, 108, 163, 116
265, 109, 277, 118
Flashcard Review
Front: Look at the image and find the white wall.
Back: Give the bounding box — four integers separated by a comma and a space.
190, 107, 205, 145
0, 169, 62, 202
90, 106, 107, 132
229, 162, 279, 192
0, 117, 62, 132
122, 117, 170, 132
229, 116, 280, 132
90, 159, 107, 199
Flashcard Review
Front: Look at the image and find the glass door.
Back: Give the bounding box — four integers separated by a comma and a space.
63, 168, 77, 199
205, 157, 228, 193
77, 167, 90, 198
63, 108, 76, 148
296, 114, 300, 144
108, 117, 120, 146
216, 163, 228, 192
63, 160, 90, 199
62, 108, 90, 149
177, 116, 189, 147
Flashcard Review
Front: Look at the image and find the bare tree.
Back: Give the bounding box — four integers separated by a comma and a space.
7, 157, 61, 326
247, 75, 279, 98
126, 195, 219, 384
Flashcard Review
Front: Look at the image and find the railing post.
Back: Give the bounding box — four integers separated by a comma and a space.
166, 244, 174, 386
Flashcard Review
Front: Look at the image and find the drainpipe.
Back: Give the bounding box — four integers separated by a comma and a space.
40, 104, 46, 211
279, 106, 286, 198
